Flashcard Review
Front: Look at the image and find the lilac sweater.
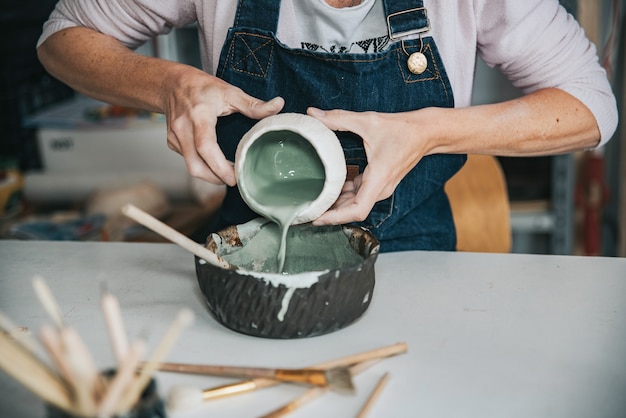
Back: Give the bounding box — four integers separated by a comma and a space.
38, 0, 618, 145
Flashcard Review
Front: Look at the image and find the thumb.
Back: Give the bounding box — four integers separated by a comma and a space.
239, 96, 285, 119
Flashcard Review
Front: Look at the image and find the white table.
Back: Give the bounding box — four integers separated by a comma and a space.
1, 240, 625, 418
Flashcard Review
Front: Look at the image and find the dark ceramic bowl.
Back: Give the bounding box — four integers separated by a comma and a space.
195, 219, 380, 339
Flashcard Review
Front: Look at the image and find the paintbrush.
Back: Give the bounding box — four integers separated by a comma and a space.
32, 275, 104, 416
168, 360, 379, 414
166, 342, 407, 412
32, 275, 66, 328
0, 310, 39, 353
118, 308, 195, 412
101, 286, 129, 367
97, 339, 146, 418
154, 362, 354, 393
258, 360, 380, 418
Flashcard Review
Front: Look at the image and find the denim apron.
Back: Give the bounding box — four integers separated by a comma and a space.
213, 0, 466, 252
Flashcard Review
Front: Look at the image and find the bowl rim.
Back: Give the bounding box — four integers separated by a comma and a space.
200, 218, 380, 278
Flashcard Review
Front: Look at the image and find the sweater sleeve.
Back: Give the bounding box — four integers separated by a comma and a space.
37, 0, 197, 50
475, 0, 618, 146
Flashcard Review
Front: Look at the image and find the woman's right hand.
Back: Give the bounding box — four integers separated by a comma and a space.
38, 27, 284, 187
163, 67, 284, 186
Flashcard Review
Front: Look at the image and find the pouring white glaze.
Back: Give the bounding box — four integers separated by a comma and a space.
235, 113, 346, 273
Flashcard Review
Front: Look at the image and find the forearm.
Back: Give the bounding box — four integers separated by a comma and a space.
424, 88, 601, 157
38, 26, 285, 185
37, 26, 198, 113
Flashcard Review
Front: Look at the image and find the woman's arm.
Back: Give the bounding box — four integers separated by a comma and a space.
309, 1, 617, 226
308, 86, 600, 225
38, 27, 284, 185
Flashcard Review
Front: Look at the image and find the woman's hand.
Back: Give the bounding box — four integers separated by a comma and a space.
307, 88, 601, 226
163, 67, 284, 185
38, 27, 285, 187
306, 107, 430, 225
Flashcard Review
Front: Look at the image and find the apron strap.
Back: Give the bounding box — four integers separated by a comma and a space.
233, 0, 280, 33
383, 0, 430, 40
233, 0, 429, 39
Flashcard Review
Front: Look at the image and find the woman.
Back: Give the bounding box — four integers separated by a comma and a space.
37, 0, 618, 251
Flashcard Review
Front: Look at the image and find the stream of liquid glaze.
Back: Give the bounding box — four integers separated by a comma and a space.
244, 133, 325, 273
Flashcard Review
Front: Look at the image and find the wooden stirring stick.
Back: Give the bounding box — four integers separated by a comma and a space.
121, 204, 234, 269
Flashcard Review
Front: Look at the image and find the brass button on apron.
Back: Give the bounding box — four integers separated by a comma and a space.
407, 52, 427, 74
402, 36, 427, 75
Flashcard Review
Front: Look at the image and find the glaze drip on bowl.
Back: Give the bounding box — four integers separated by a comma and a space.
195, 219, 380, 339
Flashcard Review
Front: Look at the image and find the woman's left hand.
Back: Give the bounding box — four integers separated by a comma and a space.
306, 107, 430, 225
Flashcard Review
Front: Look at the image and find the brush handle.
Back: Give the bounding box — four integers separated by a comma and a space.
158, 342, 406, 378
121, 204, 233, 269
32, 275, 66, 327
156, 362, 274, 378
316, 342, 407, 369
98, 339, 146, 417
0, 310, 39, 353
120, 308, 194, 411
101, 291, 129, 366
260, 387, 327, 418
0, 331, 74, 412
202, 380, 268, 401
356, 372, 390, 418
154, 362, 329, 386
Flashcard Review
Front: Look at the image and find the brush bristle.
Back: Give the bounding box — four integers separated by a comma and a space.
167, 386, 204, 412
325, 367, 355, 394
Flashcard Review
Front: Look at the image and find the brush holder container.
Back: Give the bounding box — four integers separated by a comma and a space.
234, 113, 346, 225
195, 218, 380, 339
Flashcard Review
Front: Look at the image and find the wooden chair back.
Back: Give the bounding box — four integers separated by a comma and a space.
445, 155, 512, 253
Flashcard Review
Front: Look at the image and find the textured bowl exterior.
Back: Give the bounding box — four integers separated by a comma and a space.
234, 113, 346, 225
195, 225, 379, 339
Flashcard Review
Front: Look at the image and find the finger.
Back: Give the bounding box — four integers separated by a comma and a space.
193, 115, 237, 186
313, 172, 382, 226
307, 107, 367, 134
167, 134, 223, 183
341, 179, 356, 193
229, 93, 284, 120
331, 180, 358, 207
330, 191, 357, 209
186, 156, 226, 185
168, 116, 227, 185
166, 138, 181, 154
